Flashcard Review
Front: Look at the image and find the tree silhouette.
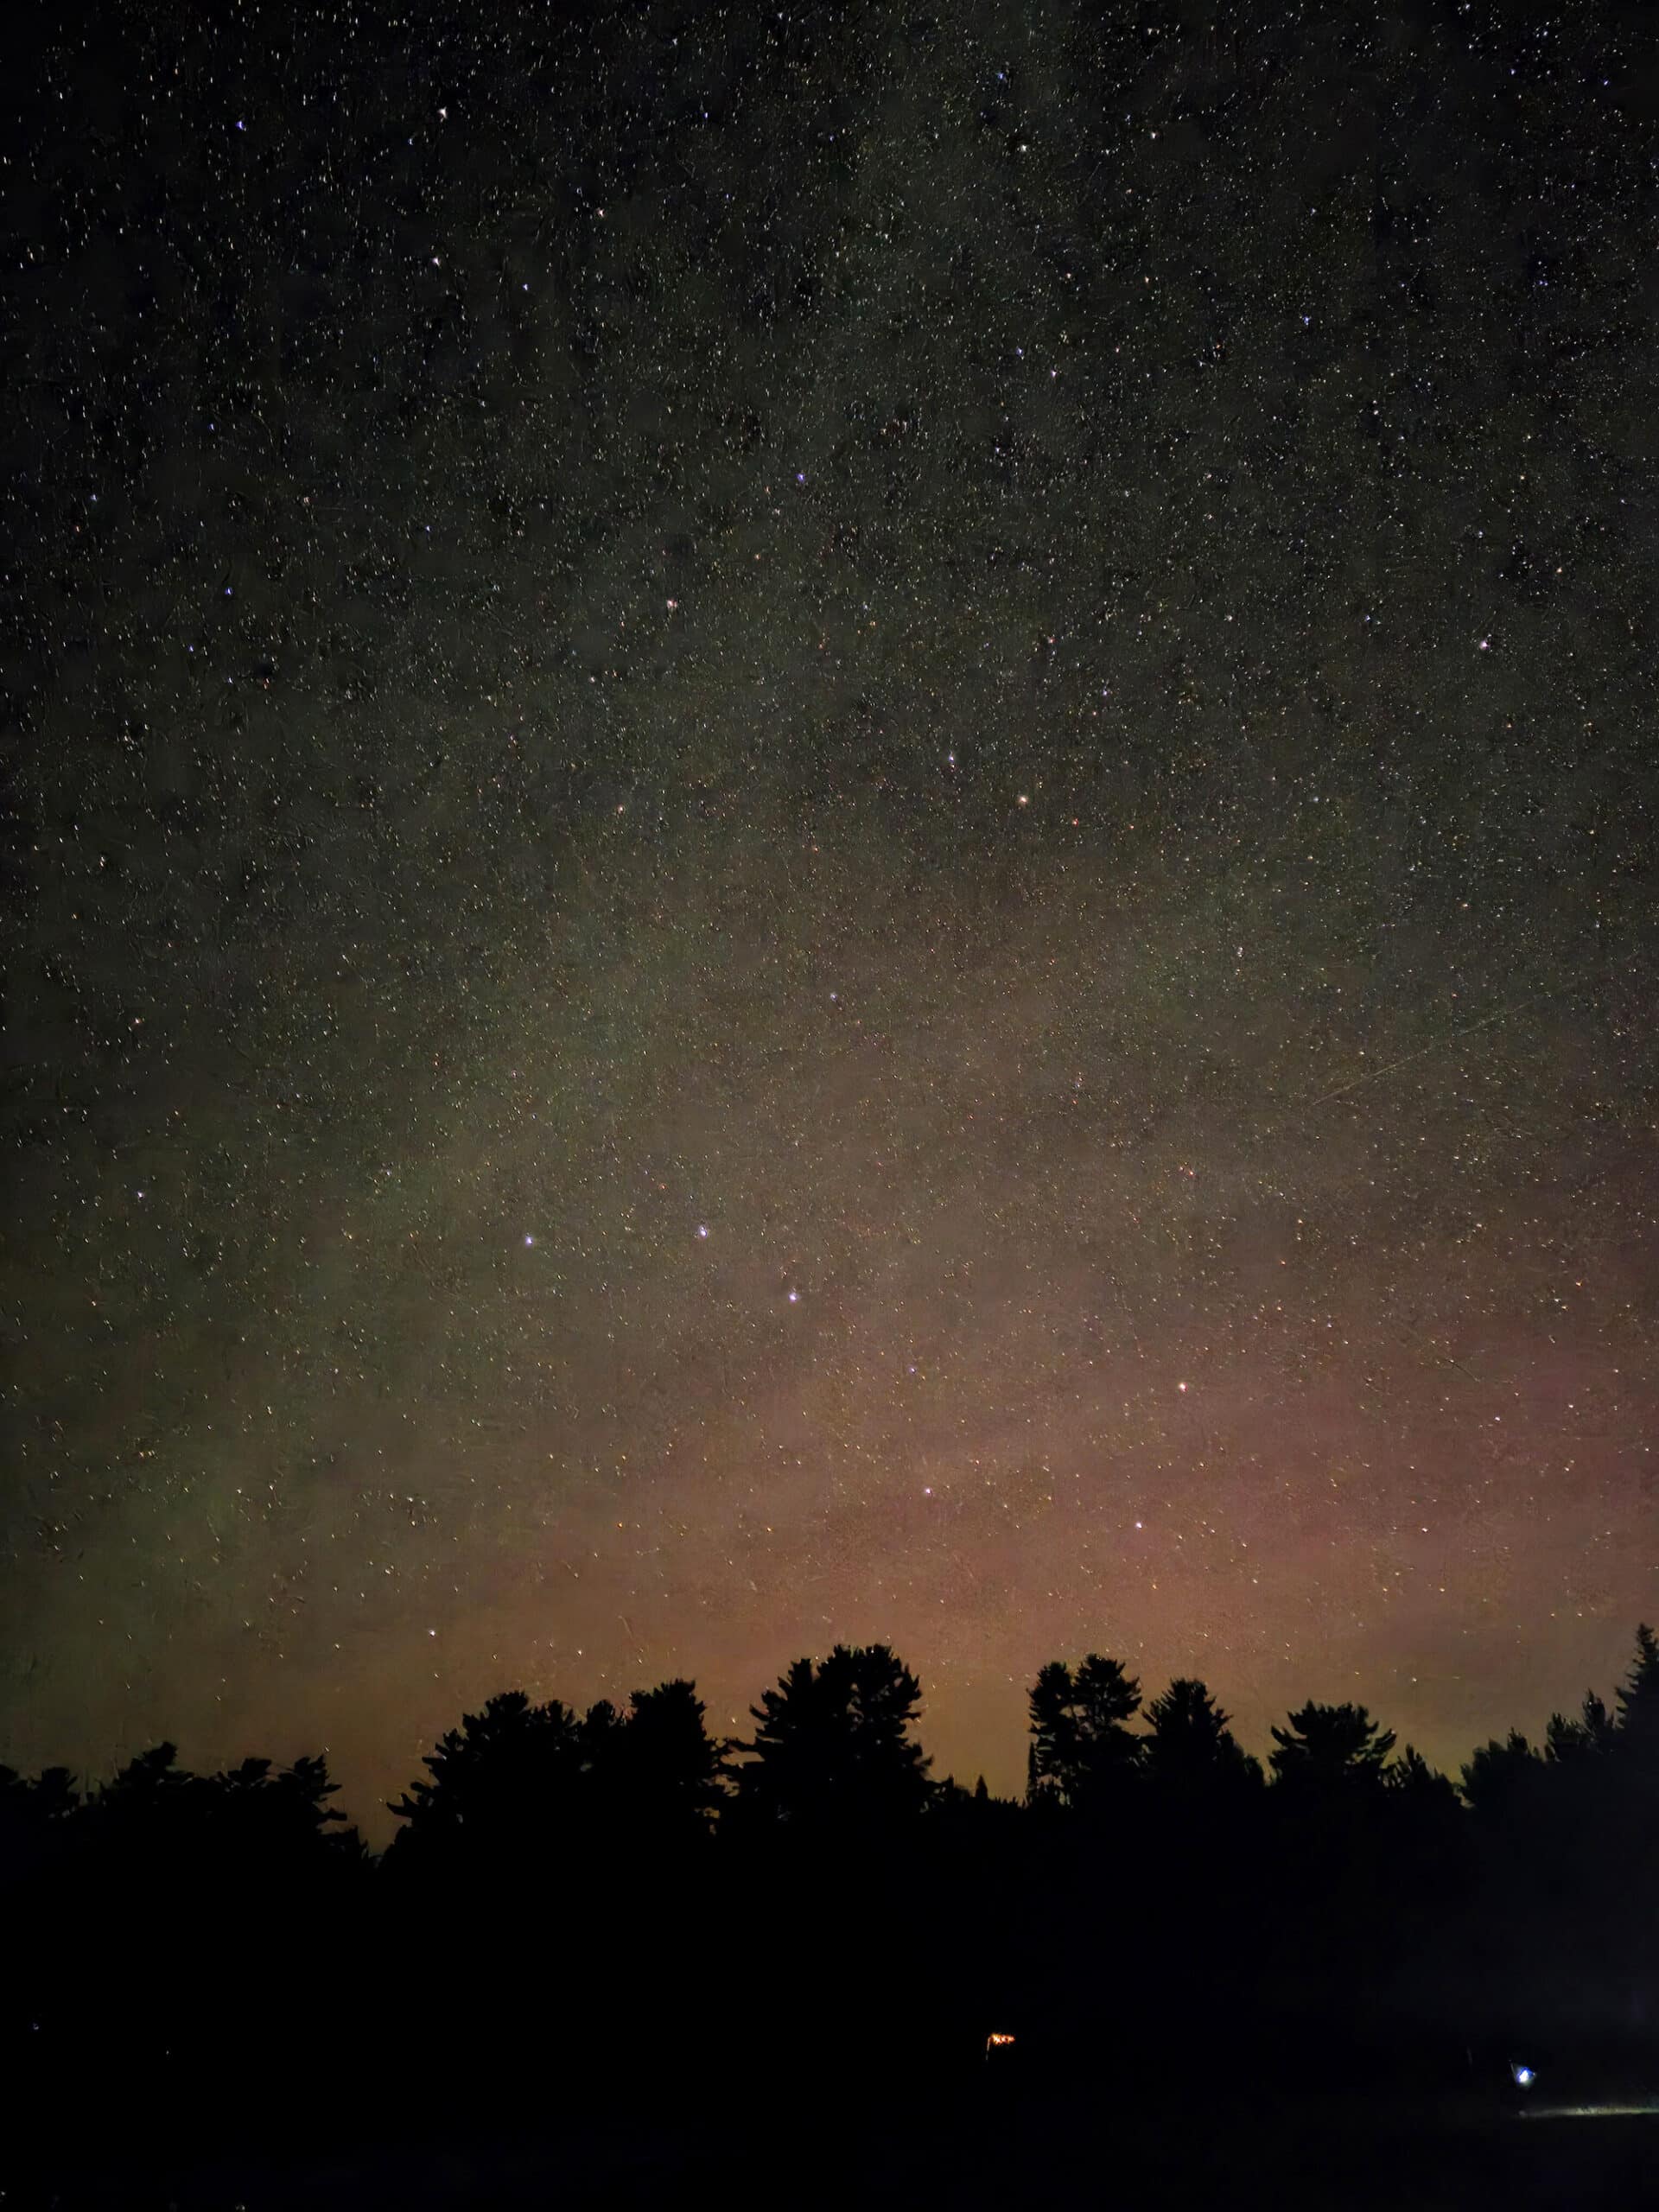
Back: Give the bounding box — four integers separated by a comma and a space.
1614, 1623, 1659, 1758
1460, 1730, 1541, 1819
89, 1743, 204, 1897
390, 1679, 728, 1878
1268, 1702, 1396, 1792
588, 1679, 728, 1846
1027, 1655, 1142, 1810
732, 1644, 931, 1827
388, 1689, 585, 1874
1, 1763, 79, 1826
1141, 1677, 1262, 1792
1385, 1744, 1461, 1816
1605, 1624, 1659, 2007
25, 1617, 1659, 2178
0, 1764, 79, 1892
96, 1741, 194, 1823
1544, 1691, 1614, 1764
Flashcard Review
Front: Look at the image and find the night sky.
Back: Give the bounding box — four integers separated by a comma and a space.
5, 1, 1656, 1837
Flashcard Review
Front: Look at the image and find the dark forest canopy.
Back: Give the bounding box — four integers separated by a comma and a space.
6, 1623, 1659, 1868
9, 1628, 1659, 2196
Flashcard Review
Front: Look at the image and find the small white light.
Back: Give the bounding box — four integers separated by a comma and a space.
524, 1235, 534, 1247
1512, 2063, 1535, 2088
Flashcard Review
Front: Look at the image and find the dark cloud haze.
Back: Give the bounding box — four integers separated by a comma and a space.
4, 1, 1656, 1834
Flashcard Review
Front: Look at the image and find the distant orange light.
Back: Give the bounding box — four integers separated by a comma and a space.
986, 2031, 1016, 2050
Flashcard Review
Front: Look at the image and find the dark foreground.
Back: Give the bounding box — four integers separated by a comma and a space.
14, 2084, 1659, 2210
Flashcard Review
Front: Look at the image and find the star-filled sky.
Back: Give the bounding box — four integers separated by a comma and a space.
4, 0, 1656, 1837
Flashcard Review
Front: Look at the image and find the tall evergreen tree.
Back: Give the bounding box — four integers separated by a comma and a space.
604, 1679, 728, 1841
732, 1644, 931, 1827
1614, 1624, 1659, 1759
1027, 1655, 1142, 1809
387, 1689, 585, 1871
1142, 1677, 1262, 1791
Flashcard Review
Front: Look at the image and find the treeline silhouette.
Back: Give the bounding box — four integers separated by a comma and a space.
7, 1630, 1659, 2191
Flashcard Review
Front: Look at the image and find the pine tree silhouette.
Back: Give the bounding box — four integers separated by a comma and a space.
0, 1764, 79, 1891
1142, 1677, 1262, 1791
1268, 1702, 1395, 1792
1544, 1692, 1614, 1764
599, 1679, 729, 1845
1385, 1745, 1459, 1809
1460, 1730, 1541, 1819
1614, 1624, 1659, 1758
387, 1689, 585, 1877
732, 1644, 931, 1827
1027, 1655, 1142, 1809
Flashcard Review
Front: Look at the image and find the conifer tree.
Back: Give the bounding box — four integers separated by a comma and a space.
732, 1644, 931, 1827
1614, 1624, 1659, 1759
1268, 1703, 1395, 1792
1027, 1655, 1142, 1809
1142, 1677, 1262, 1789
